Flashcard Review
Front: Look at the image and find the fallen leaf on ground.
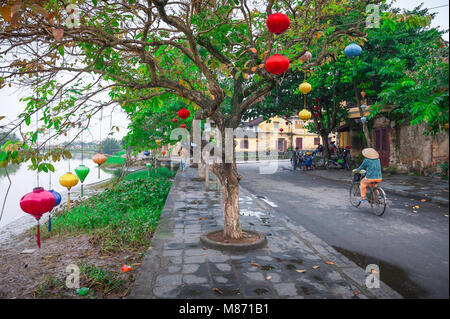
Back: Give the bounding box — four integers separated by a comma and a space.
421, 199, 427, 202
353, 290, 359, 295
213, 288, 223, 294
296, 269, 307, 273
312, 265, 320, 269
265, 276, 272, 280
325, 261, 334, 265
414, 205, 420, 209
199, 218, 206, 220
251, 262, 260, 268
99, 256, 110, 259
132, 263, 142, 266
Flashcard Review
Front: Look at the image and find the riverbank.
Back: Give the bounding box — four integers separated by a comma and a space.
0, 168, 176, 299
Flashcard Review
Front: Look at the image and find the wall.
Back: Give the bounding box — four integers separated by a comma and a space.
372, 117, 449, 176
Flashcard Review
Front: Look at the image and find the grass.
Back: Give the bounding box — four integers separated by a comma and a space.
126, 166, 176, 180
103, 155, 126, 167
41, 174, 172, 252
79, 263, 126, 295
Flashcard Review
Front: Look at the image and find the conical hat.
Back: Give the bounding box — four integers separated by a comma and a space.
362, 148, 379, 159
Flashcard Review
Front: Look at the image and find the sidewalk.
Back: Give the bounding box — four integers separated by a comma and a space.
302, 169, 449, 206
129, 166, 401, 299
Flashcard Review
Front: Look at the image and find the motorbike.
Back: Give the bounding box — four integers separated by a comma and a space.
326, 149, 350, 169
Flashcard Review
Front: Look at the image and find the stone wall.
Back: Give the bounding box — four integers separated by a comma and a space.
372, 117, 449, 176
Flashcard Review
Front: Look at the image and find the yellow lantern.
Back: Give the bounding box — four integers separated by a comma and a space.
298, 109, 312, 121
59, 172, 79, 208
299, 82, 312, 95
155, 139, 161, 146
444, 123, 449, 130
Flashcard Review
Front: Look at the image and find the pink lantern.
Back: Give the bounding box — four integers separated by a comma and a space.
20, 187, 55, 248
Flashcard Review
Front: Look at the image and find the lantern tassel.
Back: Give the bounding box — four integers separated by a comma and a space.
36, 219, 41, 249
48, 214, 52, 232
68, 191, 71, 208
81, 184, 84, 197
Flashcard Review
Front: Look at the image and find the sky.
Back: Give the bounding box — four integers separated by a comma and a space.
0, 0, 448, 144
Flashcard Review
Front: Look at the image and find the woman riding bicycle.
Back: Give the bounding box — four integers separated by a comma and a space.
355, 148, 382, 203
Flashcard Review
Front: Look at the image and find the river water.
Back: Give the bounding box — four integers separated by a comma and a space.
0, 153, 114, 232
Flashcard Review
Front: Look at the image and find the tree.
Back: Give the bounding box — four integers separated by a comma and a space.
353, 4, 448, 136
101, 137, 121, 154
0, 0, 377, 239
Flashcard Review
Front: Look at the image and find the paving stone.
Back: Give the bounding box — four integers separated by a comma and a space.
185, 249, 206, 257
214, 263, 232, 272
183, 274, 209, 284
182, 264, 200, 274
163, 249, 182, 257
185, 256, 206, 264
169, 256, 182, 265
155, 274, 182, 287
153, 285, 180, 298
167, 265, 181, 274
207, 255, 230, 263
273, 283, 299, 297
241, 271, 266, 282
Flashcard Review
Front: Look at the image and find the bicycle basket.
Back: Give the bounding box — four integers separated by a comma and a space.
352, 173, 362, 182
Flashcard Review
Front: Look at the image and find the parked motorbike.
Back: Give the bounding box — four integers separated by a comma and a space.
326, 149, 350, 169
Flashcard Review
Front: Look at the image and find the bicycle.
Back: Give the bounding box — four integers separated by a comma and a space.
349, 169, 387, 216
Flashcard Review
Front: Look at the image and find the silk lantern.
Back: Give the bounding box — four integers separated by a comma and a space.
172, 118, 178, 123
266, 13, 290, 34
180, 124, 187, 129
48, 189, 61, 232
178, 108, 190, 120
144, 151, 150, 156
59, 172, 79, 208
299, 82, 312, 94
93, 153, 107, 179
298, 109, 312, 121
20, 187, 55, 248
74, 164, 90, 197
265, 54, 289, 75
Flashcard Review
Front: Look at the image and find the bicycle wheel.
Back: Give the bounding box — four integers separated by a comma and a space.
349, 183, 361, 207
370, 187, 387, 216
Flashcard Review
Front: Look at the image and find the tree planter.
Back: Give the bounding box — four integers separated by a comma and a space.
200, 229, 267, 251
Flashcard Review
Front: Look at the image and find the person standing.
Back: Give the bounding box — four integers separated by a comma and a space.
291, 147, 299, 170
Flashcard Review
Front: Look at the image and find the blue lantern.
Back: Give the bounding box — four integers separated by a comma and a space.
361, 116, 367, 123
49, 190, 62, 207
344, 43, 362, 59
144, 151, 150, 156
361, 104, 367, 110
344, 43, 362, 76
48, 190, 61, 232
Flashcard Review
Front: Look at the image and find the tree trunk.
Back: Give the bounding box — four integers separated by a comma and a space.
321, 132, 330, 164
221, 163, 242, 239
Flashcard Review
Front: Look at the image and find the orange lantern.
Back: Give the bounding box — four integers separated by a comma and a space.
93, 153, 107, 179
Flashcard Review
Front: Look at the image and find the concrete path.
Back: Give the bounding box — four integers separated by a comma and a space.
129, 166, 401, 299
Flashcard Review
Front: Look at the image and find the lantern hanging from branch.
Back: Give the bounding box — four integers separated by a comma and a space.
298, 109, 312, 121
155, 139, 161, 146
74, 164, 90, 197
265, 54, 289, 75
20, 187, 55, 248
344, 43, 362, 76
172, 118, 178, 123
177, 108, 190, 120
92, 153, 107, 179
279, 128, 284, 132
299, 82, 312, 95
180, 124, 187, 129
162, 150, 166, 156
361, 90, 366, 99
266, 13, 290, 34
144, 150, 150, 156
48, 189, 61, 232
59, 173, 79, 208
361, 116, 367, 123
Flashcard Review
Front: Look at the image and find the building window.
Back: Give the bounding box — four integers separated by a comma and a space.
241, 139, 249, 149
314, 138, 320, 145
273, 122, 279, 130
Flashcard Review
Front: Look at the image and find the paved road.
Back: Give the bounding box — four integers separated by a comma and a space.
237, 162, 449, 299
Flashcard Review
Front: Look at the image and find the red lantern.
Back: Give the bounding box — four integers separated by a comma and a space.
172, 118, 178, 123
180, 124, 187, 129
285, 121, 289, 125
266, 13, 290, 34
314, 113, 319, 118
265, 54, 289, 75
314, 106, 319, 111
20, 187, 55, 248
279, 128, 284, 132
285, 115, 289, 119
178, 108, 190, 120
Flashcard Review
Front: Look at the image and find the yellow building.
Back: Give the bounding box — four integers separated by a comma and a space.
235, 116, 335, 153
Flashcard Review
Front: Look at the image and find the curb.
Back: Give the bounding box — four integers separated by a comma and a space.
200, 229, 267, 251
302, 171, 449, 207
